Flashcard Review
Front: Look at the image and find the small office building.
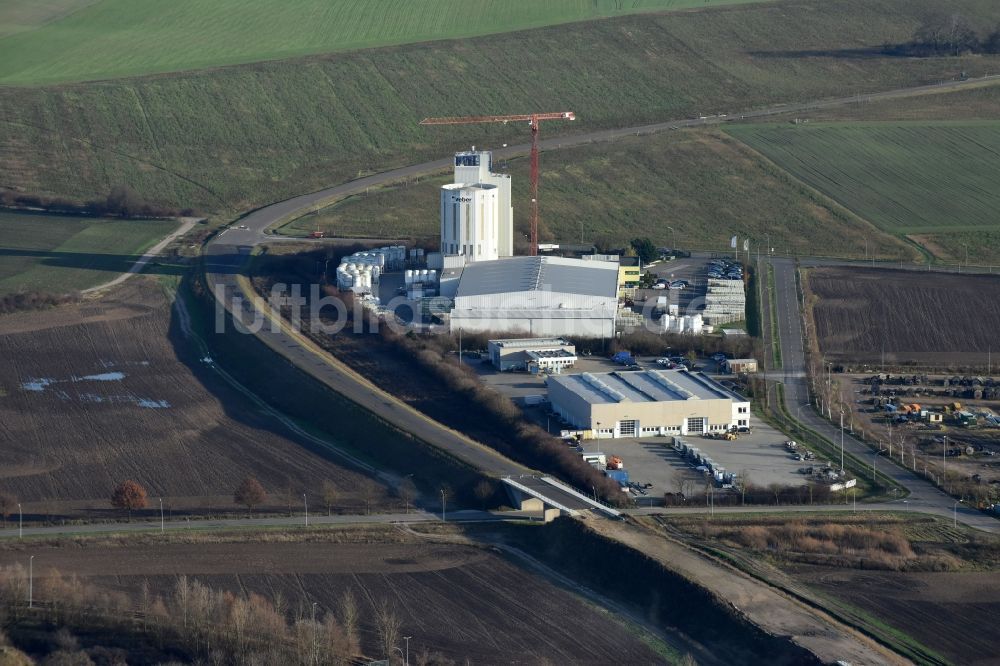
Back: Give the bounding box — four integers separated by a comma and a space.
488, 337, 577, 372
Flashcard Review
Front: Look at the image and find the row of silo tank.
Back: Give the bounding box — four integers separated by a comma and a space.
336, 262, 380, 292
334, 245, 406, 293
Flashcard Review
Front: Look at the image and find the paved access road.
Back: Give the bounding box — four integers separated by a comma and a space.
766, 257, 1000, 533
205, 75, 1000, 528
0, 509, 511, 540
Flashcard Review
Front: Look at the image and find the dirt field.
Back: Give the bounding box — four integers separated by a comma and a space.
0, 534, 666, 665
805, 267, 1000, 368
794, 567, 1000, 666
0, 278, 390, 518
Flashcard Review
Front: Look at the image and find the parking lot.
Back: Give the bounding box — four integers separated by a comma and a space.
596, 417, 809, 499
633, 257, 706, 317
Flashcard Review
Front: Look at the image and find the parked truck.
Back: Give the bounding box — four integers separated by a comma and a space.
612, 351, 634, 365
605, 469, 629, 485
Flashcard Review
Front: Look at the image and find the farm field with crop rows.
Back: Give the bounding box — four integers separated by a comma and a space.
0, 0, 765, 84
0, 279, 390, 517
2, 0, 999, 216
288, 129, 913, 260
804, 266, 1000, 367
729, 122, 1000, 262
0, 210, 176, 295
0, 535, 670, 664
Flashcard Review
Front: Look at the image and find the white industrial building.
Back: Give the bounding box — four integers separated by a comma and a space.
438, 151, 513, 264
440, 183, 500, 263
548, 369, 751, 438
450, 256, 618, 337
488, 337, 577, 372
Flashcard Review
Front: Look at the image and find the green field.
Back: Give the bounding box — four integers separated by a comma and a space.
2, 0, 998, 218
287, 129, 914, 260
0, 210, 177, 294
0, 0, 96, 39
728, 121, 1000, 262
0, 0, 767, 84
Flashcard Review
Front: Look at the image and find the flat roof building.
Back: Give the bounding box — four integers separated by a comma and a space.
451, 256, 618, 337
548, 369, 750, 438
488, 337, 577, 372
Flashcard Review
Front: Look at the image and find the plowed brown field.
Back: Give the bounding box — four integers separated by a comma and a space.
0, 278, 388, 517
795, 566, 1000, 666
0, 537, 666, 665
806, 267, 1000, 368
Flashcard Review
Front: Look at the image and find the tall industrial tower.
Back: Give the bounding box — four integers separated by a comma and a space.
440, 150, 513, 262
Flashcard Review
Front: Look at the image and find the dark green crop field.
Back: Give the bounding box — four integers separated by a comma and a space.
0, 210, 176, 295
286, 129, 914, 260
728, 121, 1000, 263
1, 0, 999, 218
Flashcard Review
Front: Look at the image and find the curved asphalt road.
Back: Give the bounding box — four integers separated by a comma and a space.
204, 74, 1000, 528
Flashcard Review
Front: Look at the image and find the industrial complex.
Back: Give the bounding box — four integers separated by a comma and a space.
333, 147, 748, 341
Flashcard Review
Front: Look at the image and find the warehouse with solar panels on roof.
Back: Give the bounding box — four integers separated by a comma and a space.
547, 368, 751, 438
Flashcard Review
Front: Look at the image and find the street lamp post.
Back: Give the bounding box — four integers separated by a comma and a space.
872, 451, 878, 481
303, 493, 309, 527
404, 636, 412, 666
28, 555, 34, 609
440, 489, 446, 522
954, 499, 963, 528
159, 498, 164, 534
392, 647, 405, 664
18, 503, 22, 539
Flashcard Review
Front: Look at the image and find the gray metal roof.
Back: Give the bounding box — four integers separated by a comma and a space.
549, 369, 748, 405
455, 256, 618, 299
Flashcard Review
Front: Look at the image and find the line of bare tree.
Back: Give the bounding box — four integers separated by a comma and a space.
891, 13, 1000, 57
0, 185, 197, 220
0, 562, 459, 665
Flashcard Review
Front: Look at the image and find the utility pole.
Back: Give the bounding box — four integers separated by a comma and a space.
839, 410, 845, 472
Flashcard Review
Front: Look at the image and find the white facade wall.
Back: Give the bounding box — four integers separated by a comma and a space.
454, 151, 513, 257
440, 183, 499, 263
451, 311, 616, 338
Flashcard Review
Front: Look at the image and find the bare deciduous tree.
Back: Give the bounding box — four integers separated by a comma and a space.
473, 480, 494, 510
0, 492, 15, 529
375, 599, 402, 660
321, 481, 338, 517
397, 478, 418, 514
234, 477, 267, 515
338, 589, 360, 655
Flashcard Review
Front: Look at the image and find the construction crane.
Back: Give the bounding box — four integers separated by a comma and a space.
419, 111, 576, 256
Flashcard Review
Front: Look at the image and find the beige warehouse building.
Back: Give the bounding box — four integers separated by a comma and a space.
548, 369, 750, 438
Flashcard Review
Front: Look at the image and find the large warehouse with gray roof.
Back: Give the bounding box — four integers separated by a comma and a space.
449, 255, 618, 337
548, 369, 751, 438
